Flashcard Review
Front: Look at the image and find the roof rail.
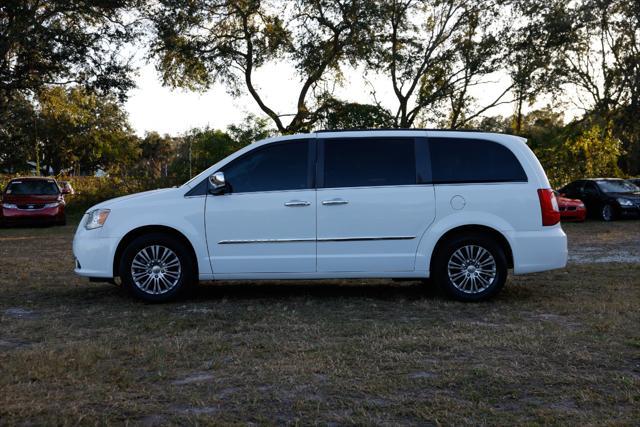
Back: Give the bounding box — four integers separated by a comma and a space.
314, 128, 506, 134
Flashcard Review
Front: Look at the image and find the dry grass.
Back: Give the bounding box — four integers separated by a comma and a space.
1, 220, 639, 425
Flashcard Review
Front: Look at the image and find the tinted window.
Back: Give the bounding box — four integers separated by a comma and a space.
222, 140, 309, 193
323, 138, 416, 188
596, 180, 639, 194
583, 182, 599, 195
430, 138, 527, 183
5, 180, 59, 195
560, 181, 581, 195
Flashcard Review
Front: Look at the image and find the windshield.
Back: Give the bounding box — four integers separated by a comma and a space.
5, 180, 60, 195
596, 180, 640, 194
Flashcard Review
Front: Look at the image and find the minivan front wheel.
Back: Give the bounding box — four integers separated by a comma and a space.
120, 233, 195, 302
433, 234, 507, 302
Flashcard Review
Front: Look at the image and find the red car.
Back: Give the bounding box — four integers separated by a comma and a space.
555, 191, 587, 222
0, 177, 70, 226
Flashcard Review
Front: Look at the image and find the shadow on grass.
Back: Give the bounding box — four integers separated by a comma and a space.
190, 280, 442, 302
54, 279, 446, 305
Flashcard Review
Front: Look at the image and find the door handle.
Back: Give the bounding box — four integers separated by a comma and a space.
322, 199, 349, 206
284, 200, 311, 207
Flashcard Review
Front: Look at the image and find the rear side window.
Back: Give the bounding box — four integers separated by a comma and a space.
222, 140, 310, 193
323, 138, 416, 188
429, 138, 527, 184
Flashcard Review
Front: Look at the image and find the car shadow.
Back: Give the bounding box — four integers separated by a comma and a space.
187, 279, 442, 302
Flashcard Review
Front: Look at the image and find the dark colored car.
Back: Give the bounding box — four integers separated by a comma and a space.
628, 178, 640, 188
0, 177, 70, 226
554, 191, 587, 222
558, 178, 640, 221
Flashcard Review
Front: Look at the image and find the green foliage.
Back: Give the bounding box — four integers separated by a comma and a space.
317, 97, 394, 130
169, 128, 245, 183
36, 87, 138, 175
227, 114, 275, 147
135, 132, 179, 179
0, 93, 35, 173
565, 124, 623, 179
533, 122, 624, 188
0, 0, 139, 101
147, 0, 379, 133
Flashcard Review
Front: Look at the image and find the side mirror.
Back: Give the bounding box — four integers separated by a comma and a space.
61, 188, 71, 195
208, 171, 227, 195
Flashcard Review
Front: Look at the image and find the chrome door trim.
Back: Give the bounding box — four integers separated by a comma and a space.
284, 200, 311, 207
218, 238, 316, 244
218, 236, 415, 244
319, 236, 415, 242
322, 199, 349, 205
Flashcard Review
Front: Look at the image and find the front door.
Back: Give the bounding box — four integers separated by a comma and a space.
316, 136, 435, 272
205, 139, 316, 274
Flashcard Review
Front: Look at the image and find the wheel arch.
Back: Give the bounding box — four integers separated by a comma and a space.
429, 224, 514, 275
112, 225, 199, 278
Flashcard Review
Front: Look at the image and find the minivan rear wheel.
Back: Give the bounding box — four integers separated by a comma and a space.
120, 233, 195, 302
433, 234, 507, 302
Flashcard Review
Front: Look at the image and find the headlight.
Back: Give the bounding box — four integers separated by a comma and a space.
85, 209, 110, 230
617, 198, 633, 207
44, 202, 60, 208
2, 203, 17, 209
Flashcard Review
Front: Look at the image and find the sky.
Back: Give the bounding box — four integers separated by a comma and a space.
124, 60, 570, 138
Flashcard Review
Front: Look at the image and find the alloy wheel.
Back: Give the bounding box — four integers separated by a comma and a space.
447, 245, 497, 294
131, 245, 182, 295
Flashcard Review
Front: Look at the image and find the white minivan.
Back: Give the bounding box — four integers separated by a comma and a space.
73, 130, 567, 302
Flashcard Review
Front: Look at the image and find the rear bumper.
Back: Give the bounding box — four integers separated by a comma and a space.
72, 223, 117, 278
508, 226, 567, 274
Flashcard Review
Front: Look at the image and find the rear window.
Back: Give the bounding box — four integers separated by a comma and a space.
5, 180, 60, 195
323, 138, 416, 188
429, 138, 527, 184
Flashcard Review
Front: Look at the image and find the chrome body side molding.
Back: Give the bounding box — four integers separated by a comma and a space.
218, 236, 415, 244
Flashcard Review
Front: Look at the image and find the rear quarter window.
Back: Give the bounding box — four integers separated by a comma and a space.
429, 138, 527, 184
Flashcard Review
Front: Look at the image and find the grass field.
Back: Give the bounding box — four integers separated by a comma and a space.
1, 220, 639, 425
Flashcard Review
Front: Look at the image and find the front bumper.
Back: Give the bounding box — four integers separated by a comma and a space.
73, 221, 118, 278
619, 205, 640, 218
1, 205, 65, 225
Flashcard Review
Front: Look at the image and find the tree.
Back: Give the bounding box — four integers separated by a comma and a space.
227, 114, 275, 146
136, 132, 178, 179
0, 93, 36, 173
36, 86, 139, 175
502, 0, 574, 133
170, 128, 245, 182
557, 0, 640, 173
0, 0, 140, 102
147, 0, 378, 134
372, 0, 506, 128
316, 96, 394, 129
566, 123, 623, 179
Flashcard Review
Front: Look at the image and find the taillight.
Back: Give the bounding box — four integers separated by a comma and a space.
537, 189, 560, 226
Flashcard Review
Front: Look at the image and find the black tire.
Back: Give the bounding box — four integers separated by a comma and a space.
600, 204, 616, 222
119, 233, 195, 302
432, 233, 507, 302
